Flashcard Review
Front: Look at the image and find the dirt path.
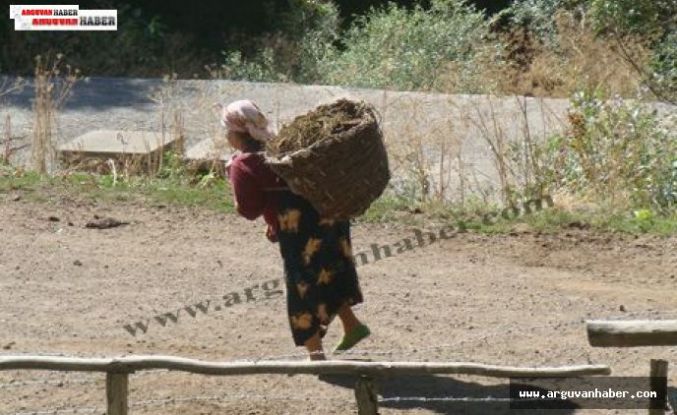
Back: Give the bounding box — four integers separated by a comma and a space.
1, 196, 675, 414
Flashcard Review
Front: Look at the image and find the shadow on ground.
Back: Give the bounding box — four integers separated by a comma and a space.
2, 76, 160, 110
317, 374, 581, 415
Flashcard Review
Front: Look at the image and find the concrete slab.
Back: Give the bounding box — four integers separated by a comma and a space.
58, 129, 173, 155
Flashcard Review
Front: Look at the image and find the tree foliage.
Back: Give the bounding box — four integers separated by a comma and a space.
588, 0, 676, 37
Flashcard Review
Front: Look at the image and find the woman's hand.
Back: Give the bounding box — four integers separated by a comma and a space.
266, 224, 278, 243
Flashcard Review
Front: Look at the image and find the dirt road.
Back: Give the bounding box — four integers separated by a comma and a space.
1, 195, 675, 414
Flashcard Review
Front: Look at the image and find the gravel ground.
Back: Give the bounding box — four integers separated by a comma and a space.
0, 192, 675, 415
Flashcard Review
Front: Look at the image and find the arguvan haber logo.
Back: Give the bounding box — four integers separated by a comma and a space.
9, 5, 117, 31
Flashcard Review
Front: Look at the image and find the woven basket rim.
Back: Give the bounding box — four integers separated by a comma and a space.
265, 101, 379, 163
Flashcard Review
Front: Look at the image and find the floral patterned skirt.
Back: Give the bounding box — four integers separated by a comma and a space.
276, 190, 364, 346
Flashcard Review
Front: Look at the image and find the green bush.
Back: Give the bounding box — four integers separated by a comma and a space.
322, 0, 486, 91
546, 91, 676, 212
649, 31, 677, 103
278, 0, 341, 83
220, 49, 287, 83
588, 0, 675, 37
501, 0, 569, 43
220, 0, 340, 83
216, 0, 673, 101
220, 0, 488, 91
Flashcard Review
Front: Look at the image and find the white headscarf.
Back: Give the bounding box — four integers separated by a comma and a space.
216, 99, 276, 142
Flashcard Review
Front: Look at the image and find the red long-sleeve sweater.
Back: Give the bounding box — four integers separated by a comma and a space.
226, 152, 286, 237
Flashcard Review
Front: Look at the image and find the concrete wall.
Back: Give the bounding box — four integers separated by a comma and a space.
3, 76, 670, 201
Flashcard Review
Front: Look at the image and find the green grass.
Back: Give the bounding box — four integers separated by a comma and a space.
0, 168, 235, 213
362, 192, 677, 236
0, 170, 43, 191
1, 167, 675, 236
594, 212, 677, 236
473, 207, 676, 236
360, 193, 419, 223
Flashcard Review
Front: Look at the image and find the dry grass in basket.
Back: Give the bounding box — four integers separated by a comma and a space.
267, 99, 371, 156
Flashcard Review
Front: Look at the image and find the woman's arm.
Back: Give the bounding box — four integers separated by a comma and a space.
228, 158, 265, 220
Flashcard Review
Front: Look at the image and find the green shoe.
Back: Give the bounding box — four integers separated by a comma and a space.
334, 324, 371, 353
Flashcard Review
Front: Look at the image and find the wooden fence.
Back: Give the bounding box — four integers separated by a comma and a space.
587, 319, 677, 415
0, 356, 611, 415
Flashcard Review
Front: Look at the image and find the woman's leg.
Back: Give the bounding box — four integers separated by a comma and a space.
337, 303, 361, 335
304, 331, 326, 360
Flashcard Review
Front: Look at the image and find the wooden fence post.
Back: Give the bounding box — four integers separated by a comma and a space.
106, 372, 129, 415
648, 359, 668, 415
355, 375, 378, 415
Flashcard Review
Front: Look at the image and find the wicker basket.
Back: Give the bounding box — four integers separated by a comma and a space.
264, 100, 390, 220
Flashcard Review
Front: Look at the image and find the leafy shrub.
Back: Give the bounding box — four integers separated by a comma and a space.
588, 0, 675, 37
220, 0, 340, 83
321, 0, 486, 91
499, 0, 570, 43
545, 91, 676, 211
215, 0, 672, 102
648, 31, 677, 103
220, 0, 487, 92
220, 49, 287, 83
157, 151, 186, 181
278, 0, 341, 83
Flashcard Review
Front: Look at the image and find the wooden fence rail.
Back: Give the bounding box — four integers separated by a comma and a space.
0, 355, 611, 415
586, 320, 677, 347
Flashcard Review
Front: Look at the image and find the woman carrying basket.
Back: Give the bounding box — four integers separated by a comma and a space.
219, 99, 370, 361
